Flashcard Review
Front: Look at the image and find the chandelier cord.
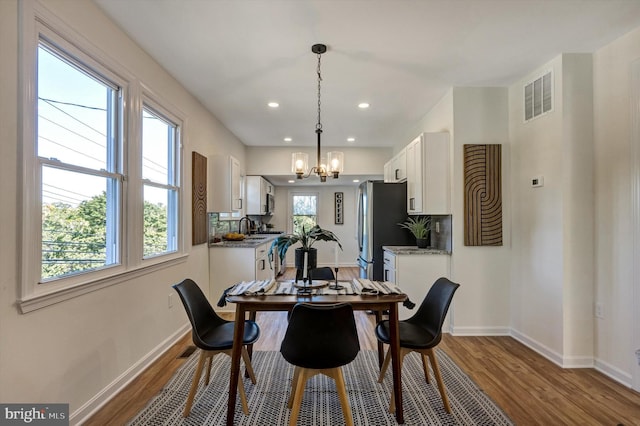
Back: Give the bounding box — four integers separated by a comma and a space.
316, 51, 322, 131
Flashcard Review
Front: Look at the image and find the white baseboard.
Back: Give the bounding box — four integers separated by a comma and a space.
594, 357, 633, 388
510, 329, 595, 368
71, 324, 190, 425
451, 325, 510, 336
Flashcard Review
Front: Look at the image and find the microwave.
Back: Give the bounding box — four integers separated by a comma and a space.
265, 194, 275, 214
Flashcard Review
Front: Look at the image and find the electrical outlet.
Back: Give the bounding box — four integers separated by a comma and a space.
168, 293, 174, 309
595, 302, 603, 319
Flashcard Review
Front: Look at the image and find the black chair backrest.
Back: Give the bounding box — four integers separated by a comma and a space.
309, 267, 335, 281
407, 277, 460, 337
281, 303, 360, 369
173, 278, 226, 349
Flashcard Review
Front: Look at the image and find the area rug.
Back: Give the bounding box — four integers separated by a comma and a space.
128, 349, 513, 425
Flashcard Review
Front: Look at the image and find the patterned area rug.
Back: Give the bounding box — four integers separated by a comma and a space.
128, 350, 513, 425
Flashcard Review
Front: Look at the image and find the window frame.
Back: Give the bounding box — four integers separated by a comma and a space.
289, 191, 320, 234
19, 2, 187, 313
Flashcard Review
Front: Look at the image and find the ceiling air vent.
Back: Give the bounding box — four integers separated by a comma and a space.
524, 71, 553, 122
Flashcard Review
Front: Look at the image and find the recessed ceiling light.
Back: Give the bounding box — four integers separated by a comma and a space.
347, 137, 355, 142
353, 179, 360, 183
358, 103, 370, 109
284, 137, 292, 142
268, 102, 279, 108
288, 180, 295, 183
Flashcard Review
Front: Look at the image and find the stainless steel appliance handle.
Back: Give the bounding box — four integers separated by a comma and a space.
357, 186, 363, 251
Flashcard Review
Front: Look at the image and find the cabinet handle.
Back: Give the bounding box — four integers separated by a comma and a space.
409, 197, 415, 210
238, 199, 243, 209
395, 169, 399, 180
384, 269, 389, 281
260, 259, 265, 270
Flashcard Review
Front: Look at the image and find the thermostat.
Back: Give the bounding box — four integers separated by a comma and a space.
531, 175, 544, 188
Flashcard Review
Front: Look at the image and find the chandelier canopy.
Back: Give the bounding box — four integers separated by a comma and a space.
292, 44, 343, 182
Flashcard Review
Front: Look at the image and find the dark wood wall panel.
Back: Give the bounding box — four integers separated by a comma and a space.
192, 152, 208, 245
464, 144, 502, 246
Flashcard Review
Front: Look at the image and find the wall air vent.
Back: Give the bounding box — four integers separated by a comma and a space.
524, 70, 553, 122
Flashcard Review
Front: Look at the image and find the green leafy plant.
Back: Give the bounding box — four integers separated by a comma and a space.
398, 216, 431, 239
270, 224, 342, 264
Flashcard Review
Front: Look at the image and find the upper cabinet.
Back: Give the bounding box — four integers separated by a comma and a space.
246, 175, 274, 215
383, 149, 407, 183
406, 132, 450, 215
209, 154, 243, 212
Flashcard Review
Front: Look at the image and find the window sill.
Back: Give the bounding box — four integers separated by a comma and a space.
18, 253, 188, 314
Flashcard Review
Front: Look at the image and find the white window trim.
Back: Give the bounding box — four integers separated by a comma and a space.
288, 191, 320, 234
18, 1, 188, 313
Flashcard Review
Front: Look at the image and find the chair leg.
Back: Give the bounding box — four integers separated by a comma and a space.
241, 346, 257, 384
289, 368, 310, 426
326, 367, 354, 426
427, 348, 451, 413
420, 352, 430, 383
237, 375, 249, 415
287, 366, 301, 409
204, 353, 213, 385
377, 348, 391, 383
183, 350, 207, 417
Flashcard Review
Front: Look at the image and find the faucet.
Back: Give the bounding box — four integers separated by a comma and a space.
238, 216, 253, 235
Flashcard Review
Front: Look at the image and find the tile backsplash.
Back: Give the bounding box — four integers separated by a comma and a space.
430, 215, 452, 252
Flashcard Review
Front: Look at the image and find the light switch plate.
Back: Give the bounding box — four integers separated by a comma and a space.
531, 175, 544, 187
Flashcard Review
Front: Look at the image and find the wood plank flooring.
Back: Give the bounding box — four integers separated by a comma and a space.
85, 268, 640, 425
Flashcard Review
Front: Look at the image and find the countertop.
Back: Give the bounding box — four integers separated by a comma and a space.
383, 245, 451, 255
209, 233, 282, 248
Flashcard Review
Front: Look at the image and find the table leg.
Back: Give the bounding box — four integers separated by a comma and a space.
227, 305, 245, 426
245, 310, 257, 378
375, 310, 384, 368
389, 303, 404, 424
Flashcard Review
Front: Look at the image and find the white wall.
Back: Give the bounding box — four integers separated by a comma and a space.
508, 54, 595, 367
0, 0, 246, 422
593, 26, 640, 384
270, 185, 359, 268
398, 88, 512, 334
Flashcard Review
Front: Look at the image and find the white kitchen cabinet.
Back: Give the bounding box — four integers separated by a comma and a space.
383, 149, 407, 183
209, 154, 243, 213
209, 242, 275, 309
406, 132, 450, 215
246, 175, 273, 215
383, 248, 449, 320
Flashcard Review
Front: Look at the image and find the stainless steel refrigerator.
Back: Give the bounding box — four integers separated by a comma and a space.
357, 181, 413, 281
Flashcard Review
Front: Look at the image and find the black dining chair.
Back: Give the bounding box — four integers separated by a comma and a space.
172, 278, 261, 417
376, 277, 460, 413
309, 266, 335, 281
280, 303, 360, 426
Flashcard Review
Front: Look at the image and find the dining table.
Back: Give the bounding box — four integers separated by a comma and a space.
224, 282, 408, 425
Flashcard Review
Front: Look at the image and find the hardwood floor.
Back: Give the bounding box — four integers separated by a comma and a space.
85, 268, 640, 425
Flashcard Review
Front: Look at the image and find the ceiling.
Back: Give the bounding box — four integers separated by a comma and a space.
94, 0, 640, 184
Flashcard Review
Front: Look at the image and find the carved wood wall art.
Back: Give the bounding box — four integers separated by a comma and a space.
464, 144, 502, 246
192, 152, 208, 245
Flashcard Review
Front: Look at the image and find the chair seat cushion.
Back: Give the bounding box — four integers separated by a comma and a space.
375, 320, 441, 350
197, 320, 260, 350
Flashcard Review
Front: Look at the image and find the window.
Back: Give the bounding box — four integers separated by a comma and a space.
142, 106, 180, 257
37, 41, 123, 281
291, 193, 318, 234
20, 7, 185, 311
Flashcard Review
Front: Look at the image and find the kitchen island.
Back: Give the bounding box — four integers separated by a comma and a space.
383, 245, 451, 319
209, 233, 282, 310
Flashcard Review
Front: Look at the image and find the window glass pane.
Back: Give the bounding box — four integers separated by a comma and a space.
37, 45, 114, 170
142, 108, 174, 184
292, 194, 317, 234
41, 166, 118, 280
144, 185, 177, 257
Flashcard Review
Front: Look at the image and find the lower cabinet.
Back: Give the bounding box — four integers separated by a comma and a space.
209, 242, 275, 309
383, 249, 449, 320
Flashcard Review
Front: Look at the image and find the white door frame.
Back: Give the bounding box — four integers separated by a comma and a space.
631, 59, 640, 391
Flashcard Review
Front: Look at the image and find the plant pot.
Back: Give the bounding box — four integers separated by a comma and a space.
416, 238, 429, 249
295, 247, 317, 273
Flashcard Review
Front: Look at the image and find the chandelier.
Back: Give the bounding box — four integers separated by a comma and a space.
292, 43, 344, 182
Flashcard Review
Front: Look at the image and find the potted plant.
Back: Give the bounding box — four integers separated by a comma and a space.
398, 216, 431, 248
270, 225, 342, 274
